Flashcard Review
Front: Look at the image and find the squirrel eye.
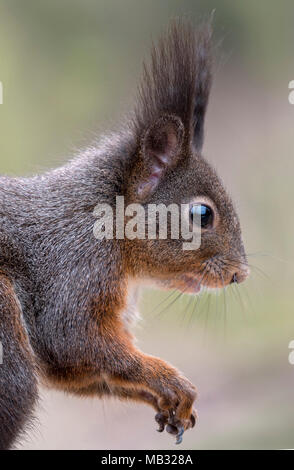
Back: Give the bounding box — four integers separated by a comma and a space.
190, 204, 214, 229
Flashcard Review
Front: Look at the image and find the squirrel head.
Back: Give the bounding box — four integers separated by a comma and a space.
119, 20, 249, 293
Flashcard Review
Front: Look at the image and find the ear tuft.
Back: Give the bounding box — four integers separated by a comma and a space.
137, 115, 184, 200
134, 20, 212, 153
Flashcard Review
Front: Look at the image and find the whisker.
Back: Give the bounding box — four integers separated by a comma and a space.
238, 283, 256, 318
202, 290, 213, 344
184, 268, 209, 328
247, 251, 289, 265
220, 272, 228, 341
155, 288, 187, 319
232, 282, 247, 321
150, 288, 178, 314
149, 246, 266, 337
154, 264, 208, 320
249, 265, 273, 283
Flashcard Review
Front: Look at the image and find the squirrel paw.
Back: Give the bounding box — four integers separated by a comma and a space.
155, 407, 197, 444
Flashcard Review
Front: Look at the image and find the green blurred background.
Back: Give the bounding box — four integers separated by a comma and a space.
0, 0, 293, 449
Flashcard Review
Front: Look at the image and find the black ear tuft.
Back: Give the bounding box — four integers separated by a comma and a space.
137, 115, 184, 200
192, 22, 213, 151
134, 19, 213, 153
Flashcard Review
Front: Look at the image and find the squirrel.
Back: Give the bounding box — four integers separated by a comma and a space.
0, 20, 249, 449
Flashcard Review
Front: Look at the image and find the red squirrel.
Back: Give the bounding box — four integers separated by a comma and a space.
0, 20, 249, 449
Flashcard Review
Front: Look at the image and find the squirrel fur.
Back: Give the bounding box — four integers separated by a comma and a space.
0, 20, 248, 449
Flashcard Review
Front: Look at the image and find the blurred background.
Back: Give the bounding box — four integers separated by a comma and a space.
0, 0, 294, 450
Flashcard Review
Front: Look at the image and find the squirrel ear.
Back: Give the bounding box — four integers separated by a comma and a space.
136, 115, 184, 200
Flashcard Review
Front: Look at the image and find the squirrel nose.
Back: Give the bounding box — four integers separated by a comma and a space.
230, 266, 250, 285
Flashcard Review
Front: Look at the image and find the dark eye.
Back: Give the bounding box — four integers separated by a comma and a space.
190, 204, 214, 229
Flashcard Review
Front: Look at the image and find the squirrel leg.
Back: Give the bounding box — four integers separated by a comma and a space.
0, 274, 38, 450
72, 380, 160, 408
77, 381, 160, 409
70, 380, 168, 430
100, 327, 197, 444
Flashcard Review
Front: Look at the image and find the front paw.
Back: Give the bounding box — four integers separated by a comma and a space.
154, 378, 197, 444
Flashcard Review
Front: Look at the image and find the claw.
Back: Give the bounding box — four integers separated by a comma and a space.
157, 423, 165, 433
175, 426, 185, 445
155, 412, 167, 433
166, 423, 178, 435
190, 413, 196, 428
167, 413, 185, 444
